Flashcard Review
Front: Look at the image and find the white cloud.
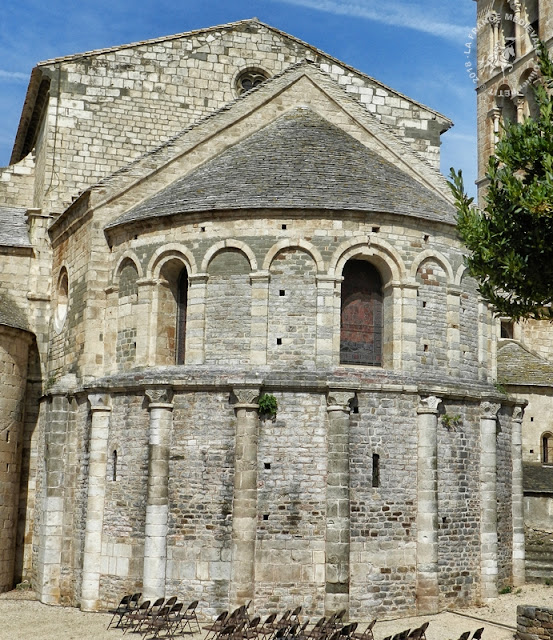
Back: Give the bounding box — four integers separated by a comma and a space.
273, 0, 472, 42
0, 70, 29, 82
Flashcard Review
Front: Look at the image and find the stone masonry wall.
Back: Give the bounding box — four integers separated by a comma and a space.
517, 604, 553, 640
436, 401, 481, 607
349, 392, 418, 619
0, 326, 31, 593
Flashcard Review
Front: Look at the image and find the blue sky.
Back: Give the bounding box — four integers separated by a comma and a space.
0, 0, 477, 194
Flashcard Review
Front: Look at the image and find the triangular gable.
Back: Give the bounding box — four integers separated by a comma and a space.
53, 62, 455, 236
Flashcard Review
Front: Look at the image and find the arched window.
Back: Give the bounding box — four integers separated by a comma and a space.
54, 267, 69, 333
156, 259, 189, 365
340, 260, 383, 366
542, 433, 553, 464
112, 450, 118, 481
176, 268, 188, 365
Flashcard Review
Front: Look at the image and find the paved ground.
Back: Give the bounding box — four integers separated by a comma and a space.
1, 583, 551, 640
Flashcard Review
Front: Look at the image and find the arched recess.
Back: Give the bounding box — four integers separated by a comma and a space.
542, 432, 553, 464
205, 249, 252, 365
114, 251, 143, 281
262, 239, 324, 273
496, 84, 517, 126
201, 239, 257, 274
410, 250, 454, 284
115, 258, 139, 369
148, 244, 197, 280
518, 68, 540, 120
332, 241, 404, 369
155, 257, 189, 365
415, 257, 448, 371
267, 247, 318, 367
339, 259, 384, 366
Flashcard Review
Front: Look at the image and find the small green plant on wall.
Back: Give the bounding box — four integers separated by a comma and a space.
441, 413, 462, 430
258, 393, 278, 419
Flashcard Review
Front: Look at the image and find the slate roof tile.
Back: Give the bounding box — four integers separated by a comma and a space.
497, 340, 553, 386
0, 207, 31, 248
108, 107, 455, 229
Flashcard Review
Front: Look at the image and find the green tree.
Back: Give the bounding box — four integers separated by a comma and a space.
450, 41, 553, 319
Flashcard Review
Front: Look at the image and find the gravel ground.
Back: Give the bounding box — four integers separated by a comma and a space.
1, 584, 551, 640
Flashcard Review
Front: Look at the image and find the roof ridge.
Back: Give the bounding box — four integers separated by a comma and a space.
36, 18, 257, 66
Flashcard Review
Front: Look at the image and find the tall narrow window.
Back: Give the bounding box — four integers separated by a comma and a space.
372, 453, 380, 488
112, 450, 118, 481
176, 268, 188, 365
543, 434, 553, 464
340, 260, 383, 366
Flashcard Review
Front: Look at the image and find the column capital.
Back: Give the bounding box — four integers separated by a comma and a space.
88, 393, 111, 412
417, 396, 442, 415
232, 385, 261, 408
481, 401, 501, 420
188, 273, 209, 285
326, 389, 356, 412
513, 405, 525, 423
145, 386, 174, 408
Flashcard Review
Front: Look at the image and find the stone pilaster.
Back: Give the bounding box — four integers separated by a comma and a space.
512, 405, 525, 587
81, 393, 111, 611
316, 276, 337, 368
325, 389, 355, 616
416, 395, 441, 615
480, 400, 500, 601
446, 286, 461, 378
186, 274, 208, 364
136, 279, 156, 366
143, 387, 174, 600
230, 385, 260, 608
399, 283, 418, 372
250, 272, 270, 366
104, 286, 119, 373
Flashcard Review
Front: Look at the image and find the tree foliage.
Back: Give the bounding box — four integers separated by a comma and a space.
450, 41, 553, 320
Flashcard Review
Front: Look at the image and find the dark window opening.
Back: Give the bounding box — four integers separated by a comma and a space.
176, 268, 188, 365
372, 453, 380, 488
543, 434, 553, 464
112, 450, 118, 481
340, 260, 383, 366
501, 319, 514, 339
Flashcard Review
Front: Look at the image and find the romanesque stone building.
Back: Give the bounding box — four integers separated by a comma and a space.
0, 18, 524, 617
474, 0, 553, 562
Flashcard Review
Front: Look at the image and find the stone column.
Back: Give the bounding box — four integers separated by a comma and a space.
325, 390, 355, 616
489, 108, 501, 149
230, 386, 260, 608
143, 387, 174, 600
81, 393, 111, 611
512, 405, 525, 587
104, 286, 119, 373
186, 274, 209, 364
250, 272, 270, 366
515, 96, 526, 124
480, 401, 500, 601
416, 396, 441, 615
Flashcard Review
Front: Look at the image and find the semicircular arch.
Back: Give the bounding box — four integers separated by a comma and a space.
148, 244, 197, 280
410, 250, 454, 284
201, 239, 257, 273
263, 239, 324, 273
329, 237, 405, 283
114, 251, 143, 281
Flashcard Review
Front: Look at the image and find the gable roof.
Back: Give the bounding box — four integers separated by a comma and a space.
107, 107, 455, 230
0, 207, 31, 248
497, 340, 553, 387
0, 292, 30, 332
